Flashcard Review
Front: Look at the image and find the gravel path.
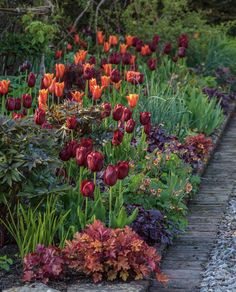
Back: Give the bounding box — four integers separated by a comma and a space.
200, 191, 236, 292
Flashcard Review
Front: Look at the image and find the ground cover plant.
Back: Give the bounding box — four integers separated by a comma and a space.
0, 5, 235, 288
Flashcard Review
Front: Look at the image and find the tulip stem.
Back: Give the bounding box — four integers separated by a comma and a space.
109, 187, 113, 227
85, 197, 88, 226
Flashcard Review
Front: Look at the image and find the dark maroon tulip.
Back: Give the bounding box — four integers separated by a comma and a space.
112, 129, 124, 146
80, 138, 93, 152
178, 34, 188, 48
112, 104, 124, 121
59, 147, 71, 161
87, 151, 104, 172
178, 47, 186, 58
101, 58, 108, 66
27, 72, 36, 87
163, 43, 172, 55
22, 94, 32, 108
88, 55, 96, 65
147, 58, 157, 71
110, 69, 121, 83
144, 123, 152, 135
135, 40, 143, 52
41, 121, 53, 129
122, 107, 132, 122
83, 67, 95, 80
140, 112, 151, 125
109, 53, 121, 65
34, 108, 46, 125
122, 52, 132, 65
104, 165, 118, 186
148, 42, 157, 52
66, 116, 77, 129
101, 102, 112, 119
152, 34, 160, 45
6, 98, 15, 111
67, 140, 80, 157
80, 180, 95, 198
126, 119, 136, 133
117, 161, 129, 179
76, 146, 90, 166
132, 37, 139, 47
14, 98, 21, 111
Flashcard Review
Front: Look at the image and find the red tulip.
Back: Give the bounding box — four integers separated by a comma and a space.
178, 34, 188, 48
117, 161, 129, 179
59, 147, 71, 161
80, 138, 93, 152
41, 121, 53, 129
6, 98, 15, 111
66, 116, 77, 129
126, 119, 136, 133
76, 146, 91, 167
22, 94, 32, 108
144, 123, 152, 135
178, 47, 186, 58
101, 102, 112, 119
104, 165, 118, 186
163, 43, 172, 55
14, 98, 21, 111
80, 180, 95, 198
110, 69, 121, 83
112, 104, 124, 121
27, 72, 36, 87
147, 58, 157, 71
122, 107, 132, 122
112, 129, 124, 146
87, 151, 104, 172
140, 112, 151, 125
67, 140, 80, 157
34, 108, 46, 125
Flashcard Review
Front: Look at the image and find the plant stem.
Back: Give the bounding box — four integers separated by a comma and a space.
109, 187, 113, 227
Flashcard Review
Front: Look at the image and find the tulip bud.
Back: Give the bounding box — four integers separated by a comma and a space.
34, 108, 46, 125
122, 107, 132, 122
80, 180, 95, 198
112, 129, 124, 146
104, 165, 118, 186
140, 112, 151, 125
117, 161, 129, 179
126, 119, 136, 133
87, 151, 104, 172
66, 116, 77, 129
76, 146, 90, 166
6, 98, 15, 111
27, 72, 36, 87
22, 94, 32, 108
112, 104, 124, 121
14, 98, 21, 111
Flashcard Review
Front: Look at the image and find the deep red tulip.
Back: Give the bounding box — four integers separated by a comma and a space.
148, 42, 157, 52
67, 140, 80, 157
66, 116, 77, 129
6, 98, 15, 111
59, 147, 71, 161
140, 112, 151, 125
104, 165, 118, 186
41, 121, 53, 129
122, 52, 132, 65
27, 72, 36, 87
101, 102, 112, 119
144, 123, 152, 135
80, 180, 95, 198
112, 129, 124, 146
178, 34, 188, 48
117, 161, 129, 179
126, 119, 136, 133
88, 56, 96, 65
76, 146, 90, 166
122, 107, 132, 122
110, 69, 121, 83
14, 98, 21, 111
147, 58, 157, 71
34, 108, 46, 125
22, 94, 32, 108
109, 53, 121, 65
87, 151, 104, 172
178, 47, 186, 58
112, 104, 124, 121
163, 43, 172, 55
152, 34, 160, 45
80, 138, 93, 152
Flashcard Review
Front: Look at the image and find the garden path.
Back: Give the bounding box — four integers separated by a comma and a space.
149, 112, 236, 292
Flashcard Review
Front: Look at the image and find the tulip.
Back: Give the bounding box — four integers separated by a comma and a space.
126, 94, 139, 108
147, 58, 157, 71
144, 123, 151, 135
74, 33, 80, 44
80, 180, 95, 198
109, 53, 121, 65
48, 78, 56, 94
141, 45, 151, 56
34, 108, 46, 125
66, 116, 77, 129
97, 31, 104, 45
112, 104, 124, 121
112, 129, 124, 146
122, 52, 132, 65
89, 78, 97, 92
148, 41, 157, 52
6, 98, 15, 111
67, 43, 73, 51
43, 73, 54, 88
27, 72, 36, 87
122, 107, 132, 121
163, 43, 172, 55
80, 137, 93, 151
140, 112, 151, 125
101, 75, 110, 88
56, 64, 65, 79
71, 91, 84, 103
91, 85, 103, 100
0, 80, 10, 95
125, 35, 134, 47
76, 146, 90, 166
41, 121, 53, 129
104, 165, 118, 186
178, 34, 188, 48
22, 94, 32, 108
59, 147, 71, 161
19, 60, 31, 72
178, 47, 186, 58
103, 64, 112, 76
135, 40, 143, 52
101, 102, 112, 119
153, 34, 160, 45
120, 43, 127, 54
87, 151, 104, 172
101, 58, 108, 66
14, 98, 21, 111
67, 140, 80, 157
126, 71, 144, 85
132, 37, 139, 47
38, 89, 48, 110
103, 42, 110, 53
88, 55, 96, 65
12, 113, 24, 120
126, 118, 136, 133
55, 50, 63, 59
130, 55, 136, 65
110, 69, 121, 83
109, 35, 118, 46
74, 50, 87, 65
117, 161, 129, 179
54, 82, 64, 98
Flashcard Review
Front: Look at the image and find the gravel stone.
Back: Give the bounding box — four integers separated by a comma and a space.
3, 283, 60, 292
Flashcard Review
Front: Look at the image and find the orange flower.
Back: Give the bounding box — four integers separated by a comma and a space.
125, 35, 134, 47
38, 89, 48, 110
103, 42, 110, 53
89, 78, 97, 92
113, 80, 122, 91
109, 35, 118, 46
141, 45, 151, 56
120, 43, 127, 54
71, 91, 84, 103
74, 34, 80, 44
43, 73, 54, 88
130, 55, 136, 65
74, 50, 87, 65
0, 79, 10, 95
126, 71, 143, 84
56, 64, 65, 80
103, 64, 112, 76
83, 63, 94, 73
91, 85, 103, 100
54, 82, 64, 98
101, 76, 110, 88
48, 78, 56, 94
97, 31, 104, 45
126, 94, 139, 108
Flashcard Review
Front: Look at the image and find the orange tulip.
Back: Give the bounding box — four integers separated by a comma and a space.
141, 45, 151, 56
43, 73, 54, 88
48, 78, 56, 94
89, 78, 97, 92
126, 71, 141, 82
120, 43, 127, 54
0, 79, 10, 95
103, 42, 110, 53
74, 50, 87, 65
38, 89, 48, 110
91, 85, 103, 100
74, 34, 80, 44
109, 35, 118, 46
103, 64, 112, 76
54, 82, 65, 98
126, 94, 139, 108
56, 64, 65, 79
97, 31, 104, 45
83, 63, 94, 73
125, 35, 134, 47
130, 55, 136, 65
113, 80, 122, 91
101, 76, 110, 88
71, 91, 84, 103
